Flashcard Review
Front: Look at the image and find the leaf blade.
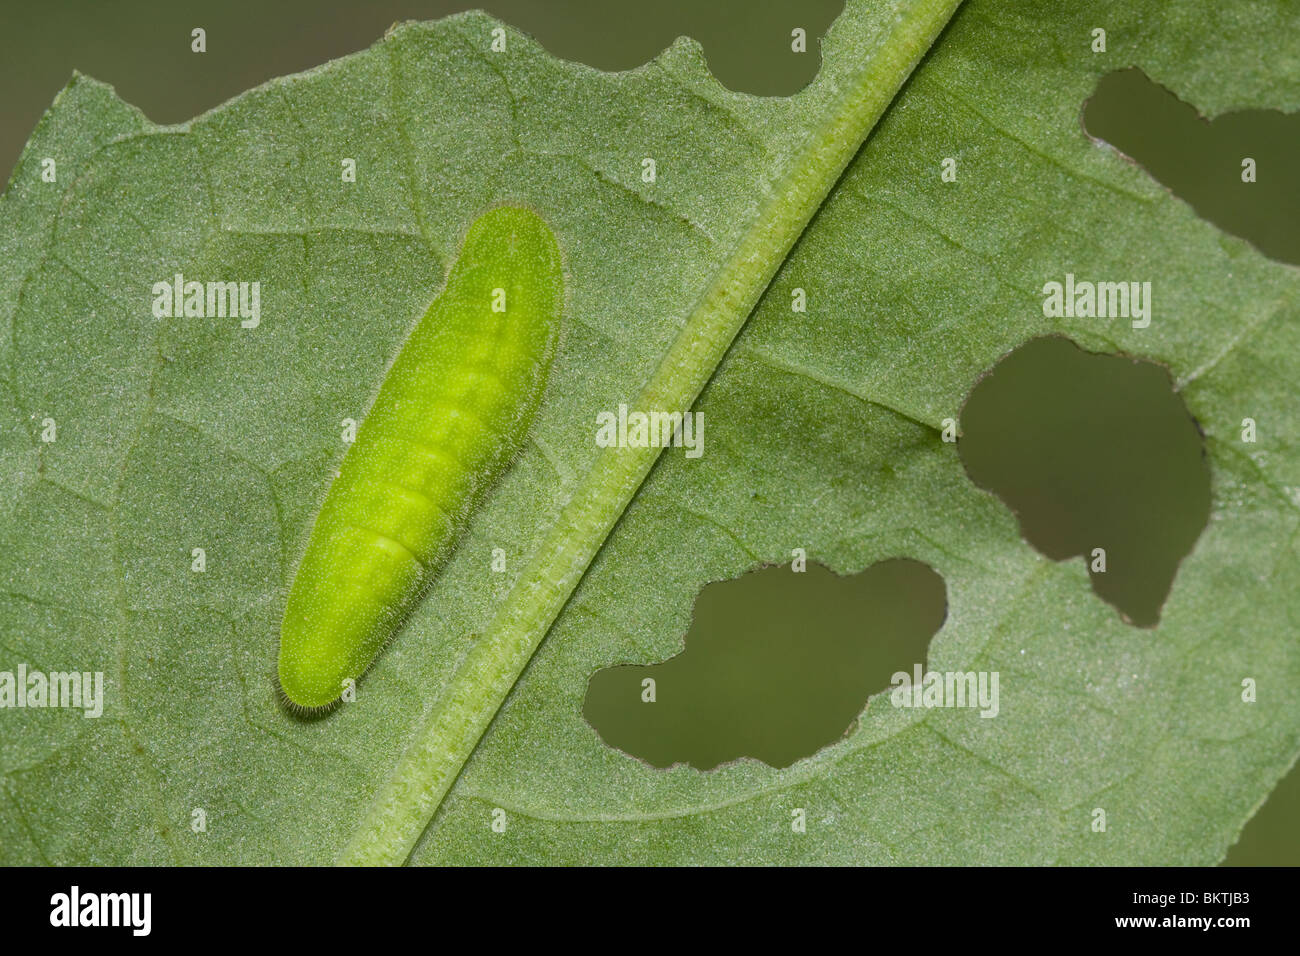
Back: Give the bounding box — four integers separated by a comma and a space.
340, 0, 965, 866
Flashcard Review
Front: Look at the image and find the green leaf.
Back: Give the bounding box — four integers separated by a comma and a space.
2, 0, 1296, 865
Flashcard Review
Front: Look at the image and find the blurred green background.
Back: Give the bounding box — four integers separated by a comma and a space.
1, 0, 1292, 865
584, 559, 946, 770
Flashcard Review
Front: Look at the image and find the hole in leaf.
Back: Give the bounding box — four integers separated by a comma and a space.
583, 558, 946, 770
1223, 758, 1300, 866
494, 0, 845, 96
1083, 67, 1300, 265
958, 335, 1210, 627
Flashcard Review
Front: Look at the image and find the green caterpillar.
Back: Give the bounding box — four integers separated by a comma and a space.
278, 205, 564, 709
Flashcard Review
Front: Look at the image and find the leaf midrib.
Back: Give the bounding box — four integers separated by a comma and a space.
337, 0, 966, 866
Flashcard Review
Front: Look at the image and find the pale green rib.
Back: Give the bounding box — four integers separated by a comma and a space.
338, 0, 964, 866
